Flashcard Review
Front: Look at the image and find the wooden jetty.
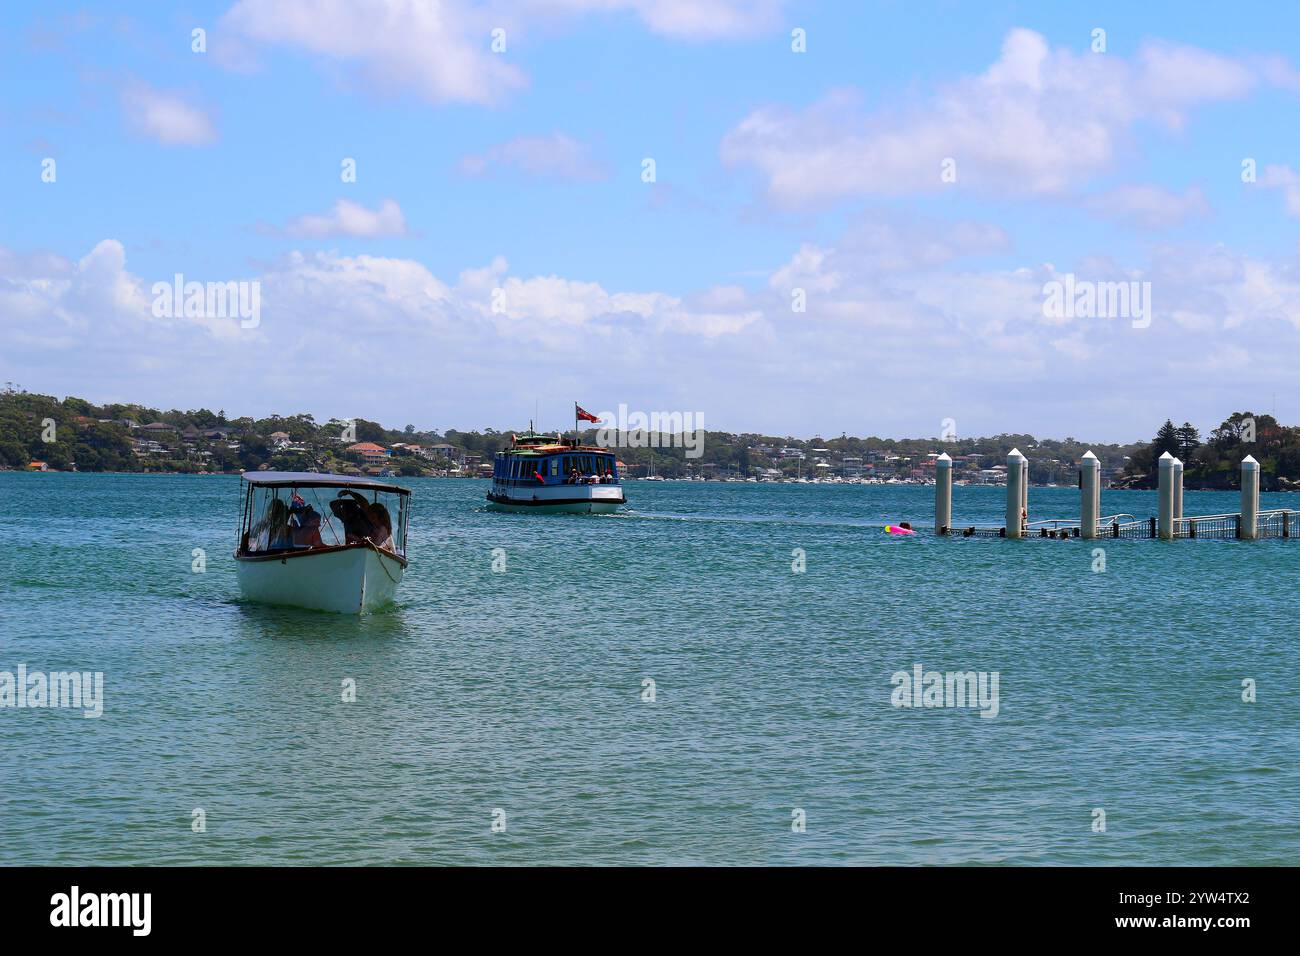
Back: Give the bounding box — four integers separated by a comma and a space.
935, 450, 1298, 540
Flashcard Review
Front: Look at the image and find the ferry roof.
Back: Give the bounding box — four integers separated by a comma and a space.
500, 444, 614, 455
241, 470, 411, 494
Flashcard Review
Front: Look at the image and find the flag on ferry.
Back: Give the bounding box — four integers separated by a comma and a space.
575, 404, 600, 423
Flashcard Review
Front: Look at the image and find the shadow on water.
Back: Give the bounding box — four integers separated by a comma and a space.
229, 598, 417, 644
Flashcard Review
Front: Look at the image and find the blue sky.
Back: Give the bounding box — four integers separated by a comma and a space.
3, 1, 1300, 441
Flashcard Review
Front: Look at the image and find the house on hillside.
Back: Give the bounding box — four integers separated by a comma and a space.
345, 442, 391, 468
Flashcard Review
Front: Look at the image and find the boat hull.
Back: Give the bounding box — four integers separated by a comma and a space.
235, 544, 405, 614
486, 486, 625, 514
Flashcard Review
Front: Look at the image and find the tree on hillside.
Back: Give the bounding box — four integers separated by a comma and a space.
1153, 420, 1180, 458
1176, 422, 1201, 458
1211, 412, 1262, 446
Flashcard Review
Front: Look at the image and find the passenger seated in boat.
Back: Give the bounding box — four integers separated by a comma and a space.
367, 502, 395, 551
330, 490, 378, 544
567, 468, 581, 485
603, 469, 614, 483
251, 498, 293, 551
289, 494, 324, 548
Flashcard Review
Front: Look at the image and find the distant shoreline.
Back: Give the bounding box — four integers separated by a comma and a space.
4, 469, 1292, 492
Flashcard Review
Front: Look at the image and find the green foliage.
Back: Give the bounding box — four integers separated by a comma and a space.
6, 387, 1299, 490
1120, 412, 1297, 490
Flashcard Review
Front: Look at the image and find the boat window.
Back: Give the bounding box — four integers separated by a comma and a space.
550, 459, 558, 476
241, 484, 407, 557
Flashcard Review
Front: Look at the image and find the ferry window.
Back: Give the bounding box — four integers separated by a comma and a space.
550, 459, 558, 476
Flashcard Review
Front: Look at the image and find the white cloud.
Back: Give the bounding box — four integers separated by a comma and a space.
6, 229, 1300, 439
460, 132, 607, 181
121, 83, 217, 146
528, 0, 786, 40
1084, 184, 1210, 229
721, 29, 1284, 204
277, 199, 410, 238
219, 0, 527, 106
217, 0, 783, 107
1261, 165, 1300, 215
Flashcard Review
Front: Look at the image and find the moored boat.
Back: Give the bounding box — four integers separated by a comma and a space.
234, 471, 411, 613
486, 431, 626, 514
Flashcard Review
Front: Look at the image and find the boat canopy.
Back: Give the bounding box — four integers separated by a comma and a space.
242, 470, 411, 495
238, 472, 410, 558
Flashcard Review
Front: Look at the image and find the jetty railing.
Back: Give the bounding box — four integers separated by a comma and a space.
1026, 517, 1081, 531
1173, 513, 1239, 539
1255, 509, 1295, 538
1089, 517, 1151, 539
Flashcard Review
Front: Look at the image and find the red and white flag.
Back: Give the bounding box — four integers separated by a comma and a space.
575, 404, 600, 423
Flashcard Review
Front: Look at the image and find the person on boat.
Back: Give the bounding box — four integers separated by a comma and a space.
567, 467, 581, 485
367, 502, 395, 551
604, 469, 615, 483
330, 490, 379, 544
289, 493, 324, 548
251, 498, 293, 551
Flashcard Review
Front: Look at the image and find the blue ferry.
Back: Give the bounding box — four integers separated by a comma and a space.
487, 431, 626, 514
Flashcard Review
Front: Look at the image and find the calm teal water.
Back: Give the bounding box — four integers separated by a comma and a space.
1, 474, 1296, 865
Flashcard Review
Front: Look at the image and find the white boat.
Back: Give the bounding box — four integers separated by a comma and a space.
235, 471, 411, 613
486, 431, 626, 514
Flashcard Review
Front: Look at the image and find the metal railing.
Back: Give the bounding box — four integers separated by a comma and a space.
938, 510, 1300, 541
1174, 513, 1239, 539
1256, 509, 1296, 538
